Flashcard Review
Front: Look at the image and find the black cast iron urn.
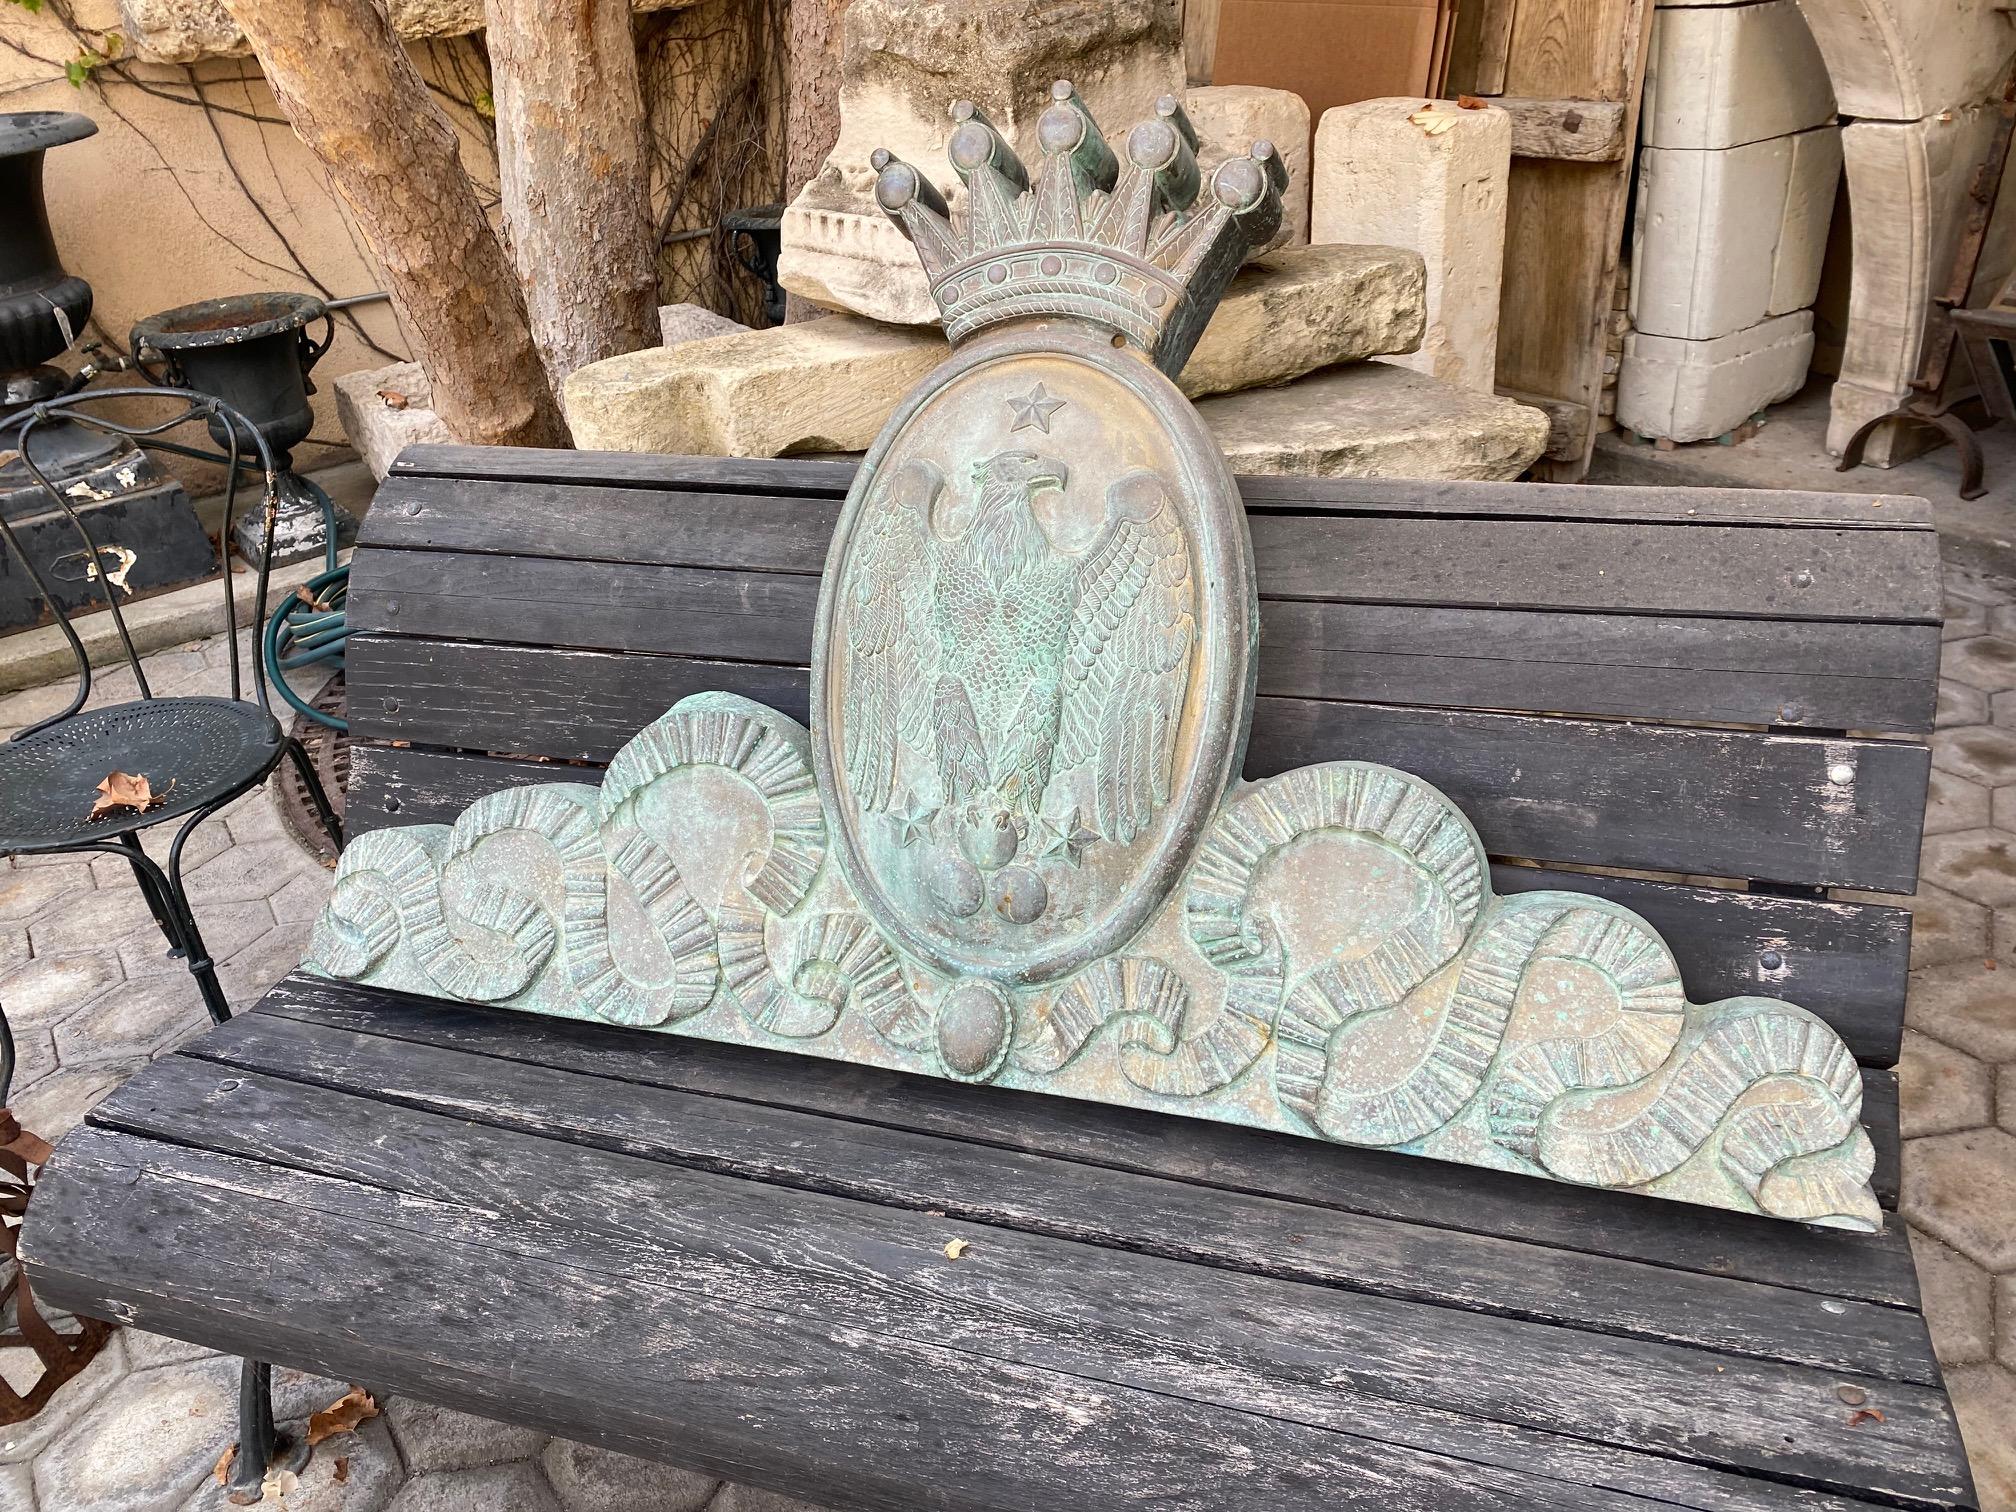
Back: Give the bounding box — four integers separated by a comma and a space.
0, 112, 97, 413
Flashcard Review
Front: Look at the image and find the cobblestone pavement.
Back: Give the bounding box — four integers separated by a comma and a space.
1, 563, 2015, 1509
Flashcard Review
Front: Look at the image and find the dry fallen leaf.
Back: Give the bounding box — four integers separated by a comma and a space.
377, 388, 411, 410
333, 1457, 351, 1484
1457, 94, 1487, 109
91, 771, 167, 820
1847, 1408, 1886, 1428
943, 1238, 970, 1261
306, 1386, 379, 1447
212, 1443, 236, 1486
1408, 106, 1458, 136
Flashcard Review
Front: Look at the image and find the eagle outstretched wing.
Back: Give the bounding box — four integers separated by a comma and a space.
1054, 470, 1196, 844
843, 458, 943, 811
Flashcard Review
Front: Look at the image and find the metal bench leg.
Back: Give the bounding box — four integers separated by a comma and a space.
225, 1359, 309, 1505
282, 737, 343, 851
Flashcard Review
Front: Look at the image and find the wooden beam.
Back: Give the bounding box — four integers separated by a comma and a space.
1498, 387, 1592, 458
1495, 97, 1630, 161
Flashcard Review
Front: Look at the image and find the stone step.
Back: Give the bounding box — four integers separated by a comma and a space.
565, 243, 1426, 460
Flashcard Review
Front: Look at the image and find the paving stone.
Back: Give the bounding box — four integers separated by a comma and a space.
221, 792, 293, 848
706, 1485, 836, 1512
269, 1368, 367, 1425
1999, 1272, 2016, 1369
1932, 724, 2016, 787
1995, 785, 2016, 833
1901, 1029, 1994, 1137
1904, 1128, 2016, 1270
2002, 1063, 2016, 1136
34, 1352, 238, 1512
1944, 636, 2016, 693
540, 1437, 717, 1512
117, 901, 274, 985
1909, 961, 2016, 1060
1926, 768, 1993, 835
268, 871, 334, 925
1995, 688, 2016, 729
183, 838, 325, 909
9, 1026, 55, 1092
0, 931, 28, 977
0, 1461, 29, 1511
14, 1059, 150, 1140
384, 1463, 562, 1512
123, 1332, 221, 1370
1909, 1226, 1995, 1365
54, 975, 216, 1066
0, 1331, 126, 1464
178, 1416, 402, 1512
383, 1399, 546, 1475
1991, 602, 2016, 638
0, 951, 120, 1040
217, 925, 316, 1011
1938, 681, 1991, 728
31, 887, 166, 962
1922, 829, 2016, 908
86, 820, 232, 891
0, 866, 82, 925
1945, 1364, 2016, 1512
1875, 883, 1991, 971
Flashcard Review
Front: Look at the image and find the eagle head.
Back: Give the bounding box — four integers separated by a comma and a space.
973, 450, 1068, 501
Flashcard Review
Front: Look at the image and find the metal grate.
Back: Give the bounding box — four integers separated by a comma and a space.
275, 673, 346, 865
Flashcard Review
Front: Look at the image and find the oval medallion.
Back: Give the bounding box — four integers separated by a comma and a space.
812, 324, 1257, 985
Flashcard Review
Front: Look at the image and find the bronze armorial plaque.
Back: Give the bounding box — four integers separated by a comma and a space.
308, 86, 1882, 1231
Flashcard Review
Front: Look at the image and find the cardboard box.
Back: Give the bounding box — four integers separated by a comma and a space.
1213, 0, 1442, 123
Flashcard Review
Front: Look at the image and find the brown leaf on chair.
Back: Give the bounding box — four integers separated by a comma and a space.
91, 771, 168, 820
212, 1443, 236, 1485
306, 1386, 379, 1446
377, 389, 410, 410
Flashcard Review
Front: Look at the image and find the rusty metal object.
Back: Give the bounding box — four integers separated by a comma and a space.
307, 87, 1881, 1231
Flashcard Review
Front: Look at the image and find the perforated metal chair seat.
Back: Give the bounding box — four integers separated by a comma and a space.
0, 697, 284, 854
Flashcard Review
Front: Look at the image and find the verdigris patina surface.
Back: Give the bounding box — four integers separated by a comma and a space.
306, 87, 1881, 1231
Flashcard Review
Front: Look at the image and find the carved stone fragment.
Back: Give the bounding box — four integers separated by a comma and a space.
310, 87, 1880, 1232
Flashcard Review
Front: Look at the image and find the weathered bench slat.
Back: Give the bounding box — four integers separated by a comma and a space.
359, 480, 1942, 629
253, 975, 1917, 1303
34, 1126, 1931, 1512
148, 1015, 1925, 1381
337, 655, 1927, 892
339, 737, 1912, 1064
387, 444, 1938, 530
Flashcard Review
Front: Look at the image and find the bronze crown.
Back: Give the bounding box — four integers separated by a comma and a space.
872, 83, 1288, 378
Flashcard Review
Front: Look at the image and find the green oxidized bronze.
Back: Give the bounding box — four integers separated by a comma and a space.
305, 86, 1881, 1232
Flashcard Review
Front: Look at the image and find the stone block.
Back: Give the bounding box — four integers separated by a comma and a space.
1310, 97, 1511, 394
1898, 1029, 1993, 1138
1907, 1228, 1993, 1366
566, 246, 1427, 456
1196, 361, 1549, 480
1903, 1128, 2016, 1271
776, 0, 1185, 325
1631, 128, 1842, 341
384, 1398, 546, 1474
333, 363, 456, 483
540, 1438, 717, 1512
1796, 0, 2016, 121
1186, 85, 1313, 246
1641, 1, 1835, 151
1615, 311, 1815, 443
659, 303, 751, 347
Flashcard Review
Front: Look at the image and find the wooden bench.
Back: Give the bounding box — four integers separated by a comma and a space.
23, 445, 1976, 1511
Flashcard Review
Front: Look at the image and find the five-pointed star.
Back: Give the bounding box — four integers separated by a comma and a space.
889, 792, 939, 848
1007, 382, 1067, 434
1037, 806, 1099, 867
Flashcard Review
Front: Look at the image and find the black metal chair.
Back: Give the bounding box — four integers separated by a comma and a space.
0, 386, 344, 1059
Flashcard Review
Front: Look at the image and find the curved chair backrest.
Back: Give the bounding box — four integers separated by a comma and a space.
3, 387, 284, 739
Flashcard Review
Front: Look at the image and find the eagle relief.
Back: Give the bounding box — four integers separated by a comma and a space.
306, 85, 1883, 1231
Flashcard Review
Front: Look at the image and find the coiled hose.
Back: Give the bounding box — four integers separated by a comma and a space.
261, 475, 348, 731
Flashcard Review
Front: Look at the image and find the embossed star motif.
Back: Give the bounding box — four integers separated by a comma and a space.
1007, 382, 1067, 434
889, 792, 939, 848
1037, 806, 1099, 868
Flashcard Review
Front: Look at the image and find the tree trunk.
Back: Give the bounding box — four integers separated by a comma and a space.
782, 0, 848, 323
487, 0, 659, 382
220, 0, 568, 449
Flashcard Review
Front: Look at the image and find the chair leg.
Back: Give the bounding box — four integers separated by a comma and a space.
163, 818, 232, 1026
283, 737, 344, 851
115, 834, 185, 959
224, 1359, 309, 1506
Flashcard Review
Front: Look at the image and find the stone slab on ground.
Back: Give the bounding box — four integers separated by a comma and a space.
1617, 311, 1816, 443
1311, 97, 1510, 396
566, 244, 1428, 458
1196, 360, 1550, 479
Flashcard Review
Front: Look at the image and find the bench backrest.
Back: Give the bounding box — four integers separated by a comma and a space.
345, 446, 1939, 1189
